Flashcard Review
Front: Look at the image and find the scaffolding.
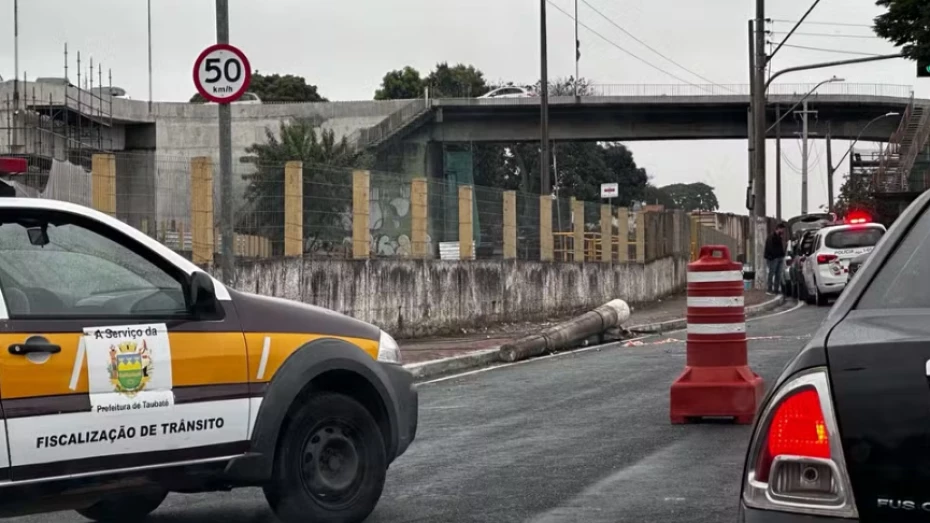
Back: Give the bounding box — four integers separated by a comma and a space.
0, 44, 115, 190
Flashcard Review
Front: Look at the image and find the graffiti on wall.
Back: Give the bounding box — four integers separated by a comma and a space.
369, 182, 431, 256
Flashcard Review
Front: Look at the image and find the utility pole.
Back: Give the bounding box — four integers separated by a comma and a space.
826, 123, 834, 213
574, 0, 580, 97
795, 99, 818, 215
216, 0, 235, 280
13, 0, 19, 107
752, 0, 767, 219
540, 0, 551, 195
747, 20, 756, 212
775, 104, 782, 220
147, 0, 153, 113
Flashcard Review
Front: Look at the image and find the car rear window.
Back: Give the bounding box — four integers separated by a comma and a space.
825, 227, 884, 249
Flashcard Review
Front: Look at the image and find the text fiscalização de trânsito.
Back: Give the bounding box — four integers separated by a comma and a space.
35, 418, 225, 449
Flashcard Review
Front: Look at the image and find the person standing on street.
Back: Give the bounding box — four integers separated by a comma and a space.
764, 223, 787, 294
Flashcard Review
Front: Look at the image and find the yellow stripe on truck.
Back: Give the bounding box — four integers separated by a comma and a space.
244, 333, 379, 383
0, 331, 377, 400
0, 332, 250, 400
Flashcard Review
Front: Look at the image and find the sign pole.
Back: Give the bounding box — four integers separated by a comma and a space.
215, 0, 235, 282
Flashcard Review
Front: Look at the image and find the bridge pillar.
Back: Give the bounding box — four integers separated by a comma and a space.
426, 141, 443, 180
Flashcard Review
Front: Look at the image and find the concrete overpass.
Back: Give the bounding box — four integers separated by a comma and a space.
359, 83, 919, 147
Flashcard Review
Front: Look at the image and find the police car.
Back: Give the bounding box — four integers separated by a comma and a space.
800, 214, 886, 306
0, 197, 417, 523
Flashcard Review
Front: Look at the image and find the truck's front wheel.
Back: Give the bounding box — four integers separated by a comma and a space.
264, 392, 387, 523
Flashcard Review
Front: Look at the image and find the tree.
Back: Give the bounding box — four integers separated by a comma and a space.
426, 63, 489, 98
600, 142, 649, 205
238, 119, 368, 254
658, 182, 720, 212
834, 171, 877, 218
642, 184, 677, 209
373, 62, 489, 99
190, 72, 327, 103
374, 66, 424, 100
532, 76, 592, 96
874, 0, 930, 61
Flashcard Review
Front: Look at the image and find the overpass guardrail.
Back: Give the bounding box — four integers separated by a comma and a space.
429, 83, 914, 105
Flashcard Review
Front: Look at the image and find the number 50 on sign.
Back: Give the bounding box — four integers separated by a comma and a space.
193, 43, 252, 103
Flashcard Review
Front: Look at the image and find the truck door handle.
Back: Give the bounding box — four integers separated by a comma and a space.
9, 336, 61, 355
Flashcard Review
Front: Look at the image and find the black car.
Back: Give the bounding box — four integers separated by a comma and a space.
739, 190, 930, 522
784, 229, 817, 299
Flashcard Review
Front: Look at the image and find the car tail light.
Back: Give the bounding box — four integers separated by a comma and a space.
816, 254, 837, 264
743, 368, 857, 518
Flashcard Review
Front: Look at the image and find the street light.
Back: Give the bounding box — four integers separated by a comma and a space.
833, 111, 900, 170
766, 76, 844, 134
825, 111, 900, 211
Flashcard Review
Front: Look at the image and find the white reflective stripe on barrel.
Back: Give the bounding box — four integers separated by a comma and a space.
687, 322, 746, 335
686, 296, 744, 308
687, 270, 743, 283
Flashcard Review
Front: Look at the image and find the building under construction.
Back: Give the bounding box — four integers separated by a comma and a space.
0, 48, 119, 193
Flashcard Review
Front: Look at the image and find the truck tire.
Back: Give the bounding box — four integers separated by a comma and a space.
264, 392, 387, 523
75, 488, 167, 522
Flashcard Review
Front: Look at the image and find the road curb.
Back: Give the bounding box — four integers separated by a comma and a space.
405, 348, 500, 380
627, 294, 786, 334
405, 294, 787, 381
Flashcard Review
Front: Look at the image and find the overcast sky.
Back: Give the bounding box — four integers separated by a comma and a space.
0, 0, 926, 217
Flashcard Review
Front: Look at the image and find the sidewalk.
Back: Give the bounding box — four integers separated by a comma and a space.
399, 289, 771, 364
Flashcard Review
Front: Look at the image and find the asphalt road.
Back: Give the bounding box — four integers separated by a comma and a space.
17, 300, 827, 523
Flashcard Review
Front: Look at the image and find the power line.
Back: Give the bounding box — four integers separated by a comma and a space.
771, 19, 872, 28
545, 0, 708, 88
771, 31, 881, 39
579, 0, 731, 90
773, 42, 885, 57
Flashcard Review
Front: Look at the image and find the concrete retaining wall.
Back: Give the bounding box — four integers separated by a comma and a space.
230, 256, 688, 339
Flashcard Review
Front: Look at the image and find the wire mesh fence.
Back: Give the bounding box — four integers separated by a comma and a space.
3, 149, 749, 266
473, 185, 504, 259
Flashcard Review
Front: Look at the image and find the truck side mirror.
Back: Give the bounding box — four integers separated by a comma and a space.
187, 271, 218, 317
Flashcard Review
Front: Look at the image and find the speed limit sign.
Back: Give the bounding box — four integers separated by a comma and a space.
193, 43, 252, 103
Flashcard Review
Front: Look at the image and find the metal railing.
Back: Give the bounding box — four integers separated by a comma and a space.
430, 83, 915, 105
239, 83, 915, 105
875, 95, 913, 190
348, 98, 429, 149
899, 105, 930, 192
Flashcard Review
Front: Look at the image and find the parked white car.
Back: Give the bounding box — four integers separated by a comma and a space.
801, 222, 886, 306
478, 86, 535, 99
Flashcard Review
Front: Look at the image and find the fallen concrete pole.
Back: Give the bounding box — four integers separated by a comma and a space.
498, 299, 631, 363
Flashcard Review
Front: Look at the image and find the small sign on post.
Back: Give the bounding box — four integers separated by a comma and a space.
193, 43, 252, 103
600, 182, 619, 200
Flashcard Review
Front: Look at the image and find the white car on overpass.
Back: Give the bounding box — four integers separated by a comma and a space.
800, 220, 886, 306
478, 86, 536, 99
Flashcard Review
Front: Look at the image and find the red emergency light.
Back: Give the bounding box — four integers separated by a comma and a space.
844, 210, 872, 225
0, 157, 27, 175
